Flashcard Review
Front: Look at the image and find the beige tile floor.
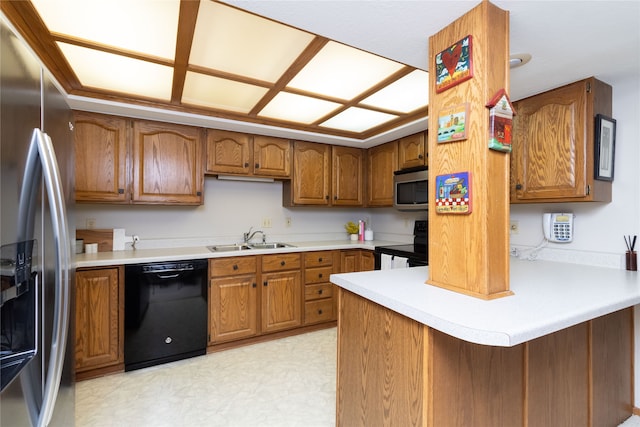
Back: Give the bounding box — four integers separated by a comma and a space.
76, 328, 337, 427
76, 326, 638, 427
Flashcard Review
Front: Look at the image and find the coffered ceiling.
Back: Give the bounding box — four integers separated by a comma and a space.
2, 1, 638, 148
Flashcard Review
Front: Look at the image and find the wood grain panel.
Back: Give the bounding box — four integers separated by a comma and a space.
332, 146, 363, 206
209, 274, 257, 343
337, 289, 424, 427
366, 141, 397, 206
527, 323, 589, 427
591, 308, 633, 426
253, 135, 290, 177
262, 253, 301, 272
426, 1, 511, 298
284, 141, 330, 206
304, 283, 333, 301
209, 256, 257, 277
261, 271, 302, 333
430, 328, 524, 426
75, 267, 121, 371
304, 299, 334, 324
205, 129, 251, 174
304, 251, 334, 268
304, 266, 333, 285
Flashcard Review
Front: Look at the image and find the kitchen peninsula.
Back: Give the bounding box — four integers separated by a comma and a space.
330, 260, 637, 426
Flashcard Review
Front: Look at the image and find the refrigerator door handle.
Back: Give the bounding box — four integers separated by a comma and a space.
20, 129, 71, 427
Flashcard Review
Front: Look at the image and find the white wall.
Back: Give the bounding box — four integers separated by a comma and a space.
75, 179, 426, 248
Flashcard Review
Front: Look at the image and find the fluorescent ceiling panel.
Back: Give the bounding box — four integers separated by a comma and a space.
32, 0, 180, 60
190, 1, 314, 82
58, 42, 173, 100
182, 71, 269, 113
287, 41, 405, 100
320, 107, 398, 133
361, 70, 429, 113
258, 92, 342, 124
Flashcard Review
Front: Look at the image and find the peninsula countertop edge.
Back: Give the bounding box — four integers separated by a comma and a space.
330, 259, 640, 347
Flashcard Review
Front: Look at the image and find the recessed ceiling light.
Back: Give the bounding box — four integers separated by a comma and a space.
509, 53, 532, 69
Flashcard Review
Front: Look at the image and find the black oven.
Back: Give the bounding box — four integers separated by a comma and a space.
374, 220, 428, 269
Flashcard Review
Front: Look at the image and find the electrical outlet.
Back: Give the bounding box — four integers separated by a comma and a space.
510, 220, 519, 235
262, 217, 272, 228
285, 217, 292, 227
86, 218, 96, 229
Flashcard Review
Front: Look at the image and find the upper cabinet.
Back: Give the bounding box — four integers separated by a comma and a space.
74, 112, 129, 203
74, 112, 204, 205
398, 131, 427, 170
132, 120, 204, 205
284, 141, 363, 207
332, 146, 364, 206
366, 141, 398, 207
205, 130, 290, 178
511, 77, 612, 203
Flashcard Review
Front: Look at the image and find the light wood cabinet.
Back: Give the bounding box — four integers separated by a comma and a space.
74, 112, 129, 203
303, 251, 337, 325
75, 266, 123, 375
332, 145, 364, 206
132, 120, 204, 205
511, 77, 612, 203
209, 257, 258, 344
261, 253, 302, 333
74, 112, 204, 205
366, 141, 398, 207
283, 141, 331, 205
398, 131, 427, 169
340, 249, 375, 273
205, 130, 291, 178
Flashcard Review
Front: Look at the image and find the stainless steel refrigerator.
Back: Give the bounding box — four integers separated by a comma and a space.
0, 13, 75, 427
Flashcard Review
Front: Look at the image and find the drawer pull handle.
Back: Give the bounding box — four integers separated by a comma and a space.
318, 257, 323, 262
263, 281, 268, 286
252, 283, 257, 288
318, 289, 323, 295
233, 264, 238, 270
318, 309, 323, 315
318, 273, 323, 278
280, 261, 285, 266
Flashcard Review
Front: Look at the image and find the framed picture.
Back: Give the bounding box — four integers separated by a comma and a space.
437, 103, 469, 143
594, 114, 616, 181
435, 172, 472, 214
435, 35, 473, 93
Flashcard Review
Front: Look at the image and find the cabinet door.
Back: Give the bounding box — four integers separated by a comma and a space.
340, 250, 360, 273
290, 141, 331, 205
332, 146, 363, 206
360, 250, 375, 271
205, 129, 251, 175
367, 141, 398, 206
75, 267, 122, 372
261, 271, 302, 333
253, 135, 290, 177
398, 131, 427, 169
511, 80, 587, 201
209, 274, 258, 343
132, 120, 204, 204
74, 112, 129, 203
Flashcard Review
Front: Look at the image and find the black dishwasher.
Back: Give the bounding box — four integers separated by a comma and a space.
124, 259, 208, 371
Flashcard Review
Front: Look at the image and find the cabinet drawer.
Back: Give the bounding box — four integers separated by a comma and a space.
209, 256, 257, 277
304, 266, 333, 285
304, 251, 333, 268
262, 253, 301, 272
305, 283, 333, 301
305, 299, 334, 324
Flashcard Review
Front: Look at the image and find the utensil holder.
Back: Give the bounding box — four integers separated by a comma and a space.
626, 251, 637, 271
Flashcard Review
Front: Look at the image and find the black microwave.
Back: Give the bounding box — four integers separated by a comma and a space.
393, 166, 428, 211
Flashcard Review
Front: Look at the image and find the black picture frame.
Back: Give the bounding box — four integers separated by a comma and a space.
594, 114, 616, 181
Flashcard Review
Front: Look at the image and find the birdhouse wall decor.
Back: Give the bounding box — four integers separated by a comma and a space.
486, 89, 515, 152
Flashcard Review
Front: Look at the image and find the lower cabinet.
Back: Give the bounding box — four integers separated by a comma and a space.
303, 250, 338, 325
209, 256, 258, 344
340, 249, 375, 273
75, 266, 124, 377
261, 253, 302, 333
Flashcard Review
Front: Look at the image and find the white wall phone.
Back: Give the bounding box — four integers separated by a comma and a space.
543, 213, 574, 243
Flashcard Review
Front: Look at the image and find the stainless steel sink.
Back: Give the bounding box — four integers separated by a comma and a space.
207, 243, 252, 252
207, 242, 296, 252
248, 242, 296, 250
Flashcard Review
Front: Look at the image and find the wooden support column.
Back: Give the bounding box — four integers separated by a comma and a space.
427, 1, 511, 299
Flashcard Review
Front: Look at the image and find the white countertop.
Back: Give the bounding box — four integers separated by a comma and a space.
330, 260, 640, 347
74, 239, 399, 268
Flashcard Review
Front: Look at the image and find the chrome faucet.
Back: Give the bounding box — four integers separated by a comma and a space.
243, 227, 266, 244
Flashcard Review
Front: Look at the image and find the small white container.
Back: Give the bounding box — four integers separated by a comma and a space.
75, 239, 84, 254
350, 234, 358, 241
85, 243, 98, 253
364, 230, 374, 241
